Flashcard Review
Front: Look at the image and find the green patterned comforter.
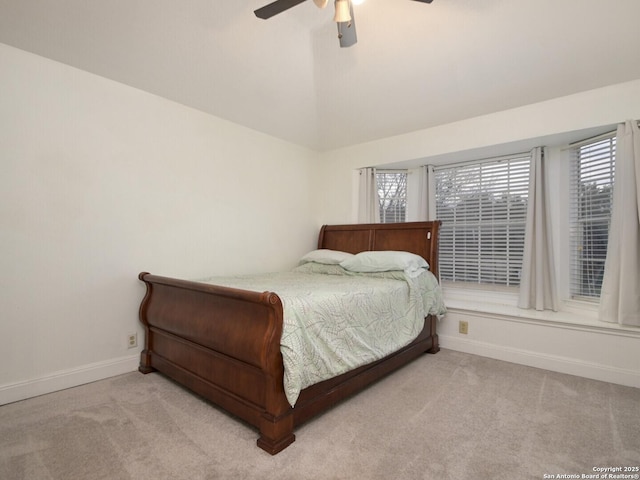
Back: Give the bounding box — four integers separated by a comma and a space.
200, 263, 446, 406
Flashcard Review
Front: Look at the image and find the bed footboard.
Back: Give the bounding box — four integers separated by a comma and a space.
138, 272, 295, 454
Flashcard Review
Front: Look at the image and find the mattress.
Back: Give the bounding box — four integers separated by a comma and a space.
201, 262, 446, 406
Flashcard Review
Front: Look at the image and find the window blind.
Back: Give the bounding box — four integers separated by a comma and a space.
377, 171, 407, 223
435, 154, 531, 286
569, 134, 616, 300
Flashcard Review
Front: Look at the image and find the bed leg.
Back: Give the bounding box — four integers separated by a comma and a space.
138, 349, 156, 374
426, 315, 440, 354
427, 335, 440, 354
257, 411, 296, 455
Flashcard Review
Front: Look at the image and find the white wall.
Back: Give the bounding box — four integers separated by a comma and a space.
315, 79, 640, 388
0, 44, 319, 404
2, 42, 638, 405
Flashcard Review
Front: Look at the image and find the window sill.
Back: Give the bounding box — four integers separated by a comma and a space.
442, 287, 640, 337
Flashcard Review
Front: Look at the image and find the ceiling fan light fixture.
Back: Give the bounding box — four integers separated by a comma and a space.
313, 0, 329, 8
333, 0, 351, 23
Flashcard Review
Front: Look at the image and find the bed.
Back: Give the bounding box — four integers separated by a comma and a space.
138, 221, 444, 454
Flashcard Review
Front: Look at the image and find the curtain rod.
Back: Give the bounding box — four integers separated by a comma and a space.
566, 121, 640, 150
566, 130, 616, 149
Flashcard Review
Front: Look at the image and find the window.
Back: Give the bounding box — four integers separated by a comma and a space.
569, 135, 615, 300
435, 154, 531, 287
377, 171, 407, 223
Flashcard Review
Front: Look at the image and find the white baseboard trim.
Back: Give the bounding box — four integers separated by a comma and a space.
0, 354, 140, 406
2, 338, 637, 406
440, 334, 640, 389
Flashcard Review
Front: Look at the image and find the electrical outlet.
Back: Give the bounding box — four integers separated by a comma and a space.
127, 333, 138, 349
459, 321, 469, 334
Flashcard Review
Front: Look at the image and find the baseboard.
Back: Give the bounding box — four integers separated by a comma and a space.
440, 334, 640, 389
3, 338, 637, 406
0, 354, 140, 406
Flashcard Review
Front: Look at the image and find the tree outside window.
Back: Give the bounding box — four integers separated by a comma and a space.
435, 156, 530, 287
377, 171, 407, 223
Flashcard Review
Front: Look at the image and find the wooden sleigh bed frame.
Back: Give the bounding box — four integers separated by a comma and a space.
138, 221, 441, 454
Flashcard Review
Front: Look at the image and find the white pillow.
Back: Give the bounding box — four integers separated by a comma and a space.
340, 250, 429, 277
299, 249, 355, 265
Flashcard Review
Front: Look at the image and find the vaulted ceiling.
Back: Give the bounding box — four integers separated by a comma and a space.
1, 0, 640, 151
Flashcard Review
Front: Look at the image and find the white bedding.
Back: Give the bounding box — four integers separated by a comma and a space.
200, 263, 446, 406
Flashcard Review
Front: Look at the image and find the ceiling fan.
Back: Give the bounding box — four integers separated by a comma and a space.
254, 0, 434, 48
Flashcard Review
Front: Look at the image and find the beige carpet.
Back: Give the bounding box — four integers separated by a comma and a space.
1, 349, 638, 480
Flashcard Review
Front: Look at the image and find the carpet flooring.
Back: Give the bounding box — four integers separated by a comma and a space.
1, 349, 638, 480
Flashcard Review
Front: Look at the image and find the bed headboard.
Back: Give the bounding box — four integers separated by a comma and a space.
318, 221, 441, 279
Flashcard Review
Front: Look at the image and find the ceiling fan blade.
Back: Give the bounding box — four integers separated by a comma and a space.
412, 0, 434, 3
337, 2, 356, 48
254, 0, 308, 19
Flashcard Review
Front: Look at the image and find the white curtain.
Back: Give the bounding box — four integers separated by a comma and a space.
357, 167, 380, 223
417, 165, 436, 221
518, 147, 558, 311
598, 120, 640, 326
